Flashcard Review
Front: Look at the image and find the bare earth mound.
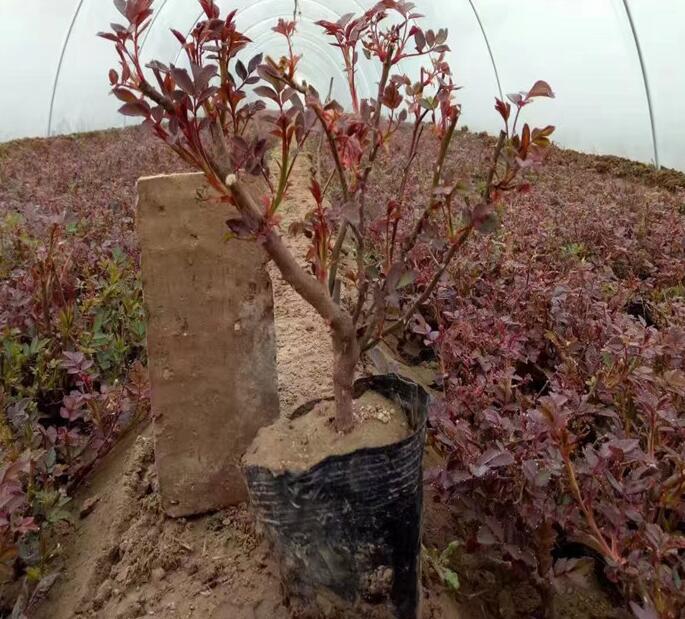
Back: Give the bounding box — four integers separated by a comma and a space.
31, 157, 460, 619
35, 430, 286, 619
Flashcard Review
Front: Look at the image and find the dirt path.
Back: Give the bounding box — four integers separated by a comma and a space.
269, 159, 333, 414
31, 159, 458, 619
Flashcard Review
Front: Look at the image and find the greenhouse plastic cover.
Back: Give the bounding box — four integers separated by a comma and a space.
1, 0, 683, 171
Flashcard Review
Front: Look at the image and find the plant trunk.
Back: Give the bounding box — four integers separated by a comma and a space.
224, 178, 363, 432
332, 320, 360, 433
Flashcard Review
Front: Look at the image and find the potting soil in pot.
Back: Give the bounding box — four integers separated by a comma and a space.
244, 390, 409, 473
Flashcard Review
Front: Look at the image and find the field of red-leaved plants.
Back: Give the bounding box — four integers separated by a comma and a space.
352, 129, 685, 617
0, 129, 186, 608
1, 123, 684, 617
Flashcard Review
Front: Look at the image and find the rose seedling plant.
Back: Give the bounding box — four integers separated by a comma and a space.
100, 0, 555, 432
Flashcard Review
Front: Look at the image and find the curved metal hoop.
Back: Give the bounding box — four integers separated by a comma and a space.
465, 0, 503, 101
171, 0, 367, 67
622, 0, 660, 169
139, 0, 172, 54
46, 0, 506, 137
170, 0, 375, 96
47, 0, 86, 136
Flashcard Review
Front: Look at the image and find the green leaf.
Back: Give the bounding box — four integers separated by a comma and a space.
93, 312, 106, 334
47, 509, 72, 525
397, 271, 416, 289
112, 245, 126, 262
441, 567, 460, 592
26, 565, 43, 583
420, 97, 437, 111
440, 540, 461, 562
45, 448, 57, 472
131, 321, 146, 338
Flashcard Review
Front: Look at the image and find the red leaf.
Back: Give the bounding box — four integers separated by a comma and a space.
97, 32, 119, 42
248, 53, 263, 74
519, 123, 531, 157
114, 0, 127, 19
309, 179, 323, 204
273, 19, 296, 38
108, 69, 119, 86
526, 80, 555, 99
170, 66, 195, 96
235, 60, 247, 81
118, 101, 151, 117
316, 19, 341, 36
135, 8, 153, 27
494, 98, 511, 122
253, 85, 280, 103
226, 217, 255, 239
425, 29, 435, 47
126, 0, 153, 23
414, 29, 426, 52
382, 83, 403, 110
199, 0, 220, 18
506, 92, 524, 107
112, 87, 137, 103
170, 28, 187, 46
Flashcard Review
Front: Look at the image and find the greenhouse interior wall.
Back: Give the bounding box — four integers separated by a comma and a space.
1, 0, 684, 172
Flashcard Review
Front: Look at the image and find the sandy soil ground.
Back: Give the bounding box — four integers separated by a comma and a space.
30, 158, 461, 619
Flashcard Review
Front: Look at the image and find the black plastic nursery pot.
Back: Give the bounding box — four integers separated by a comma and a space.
244, 374, 429, 619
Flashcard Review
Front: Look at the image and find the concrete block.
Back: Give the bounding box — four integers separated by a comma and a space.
137, 173, 279, 517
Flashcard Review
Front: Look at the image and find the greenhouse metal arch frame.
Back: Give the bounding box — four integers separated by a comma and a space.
1, 0, 683, 171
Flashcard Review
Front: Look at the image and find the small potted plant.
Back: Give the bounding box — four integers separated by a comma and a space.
101, 1, 554, 616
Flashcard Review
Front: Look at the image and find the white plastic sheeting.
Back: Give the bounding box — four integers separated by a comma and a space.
1, 0, 683, 170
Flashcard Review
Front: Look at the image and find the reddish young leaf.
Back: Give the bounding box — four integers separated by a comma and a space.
113, 0, 127, 18
199, 0, 220, 18
526, 80, 555, 99
273, 19, 296, 38
306, 182, 321, 209
112, 87, 138, 103
170, 66, 195, 96
494, 98, 511, 122
226, 218, 255, 239
118, 101, 151, 117
170, 28, 187, 46
414, 28, 426, 51
253, 85, 280, 103
382, 83, 403, 110
97, 32, 119, 42
507, 92, 524, 107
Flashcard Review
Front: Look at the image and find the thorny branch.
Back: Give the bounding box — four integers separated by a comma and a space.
101, 0, 554, 430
